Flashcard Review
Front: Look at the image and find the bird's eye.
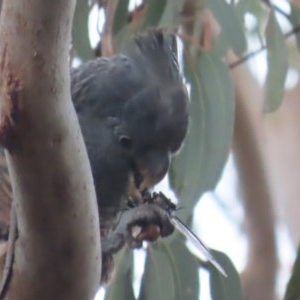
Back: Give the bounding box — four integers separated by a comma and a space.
119, 135, 132, 149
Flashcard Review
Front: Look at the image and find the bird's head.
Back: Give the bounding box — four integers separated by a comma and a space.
113, 29, 190, 201
113, 83, 189, 201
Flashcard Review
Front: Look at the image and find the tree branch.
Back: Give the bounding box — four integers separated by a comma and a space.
101, 0, 119, 56
0, 0, 101, 299
229, 25, 300, 69
230, 51, 278, 300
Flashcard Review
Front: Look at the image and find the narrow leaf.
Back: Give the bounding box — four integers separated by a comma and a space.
207, 0, 247, 56
115, 23, 138, 53
113, 0, 130, 35
170, 54, 205, 220
139, 243, 176, 300
72, 0, 93, 61
170, 51, 235, 220
235, 0, 261, 23
284, 245, 300, 300
142, 0, 167, 29
209, 250, 243, 300
139, 239, 199, 300
197, 51, 234, 191
169, 237, 200, 300
288, 3, 300, 51
159, 0, 185, 28
105, 249, 136, 300
264, 10, 288, 113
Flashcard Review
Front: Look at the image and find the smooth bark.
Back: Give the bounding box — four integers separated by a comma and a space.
229, 52, 277, 300
0, 0, 101, 299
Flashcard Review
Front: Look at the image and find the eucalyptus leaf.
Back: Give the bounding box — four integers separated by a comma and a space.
114, 5, 143, 52
115, 24, 137, 53
212, 31, 230, 58
197, 51, 234, 190
209, 250, 243, 300
264, 9, 288, 113
170, 54, 205, 221
113, 0, 130, 35
139, 243, 176, 300
284, 245, 300, 300
139, 239, 199, 300
207, 0, 247, 56
235, 0, 261, 23
170, 50, 234, 220
235, 0, 254, 21
72, 0, 93, 61
142, 0, 167, 29
235, 0, 265, 41
288, 3, 300, 51
169, 237, 200, 300
159, 0, 185, 28
105, 249, 136, 300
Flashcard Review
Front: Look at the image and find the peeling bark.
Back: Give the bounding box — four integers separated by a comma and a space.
0, 0, 101, 299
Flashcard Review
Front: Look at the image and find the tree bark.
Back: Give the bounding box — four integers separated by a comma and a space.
0, 0, 101, 299
229, 51, 277, 300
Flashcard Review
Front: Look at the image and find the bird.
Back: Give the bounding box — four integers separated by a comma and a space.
71, 29, 189, 238
0, 29, 189, 284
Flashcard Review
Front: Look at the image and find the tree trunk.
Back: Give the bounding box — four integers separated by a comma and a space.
0, 0, 101, 299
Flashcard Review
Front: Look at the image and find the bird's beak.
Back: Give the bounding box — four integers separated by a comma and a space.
126, 172, 143, 204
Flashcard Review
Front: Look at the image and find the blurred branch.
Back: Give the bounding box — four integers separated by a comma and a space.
230, 51, 277, 300
102, 0, 119, 56
229, 25, 300, 69
72, 0, 94, 61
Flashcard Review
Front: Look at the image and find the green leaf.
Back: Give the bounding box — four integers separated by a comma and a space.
197, 51, 234, 190
139, 239, 200, 300
142, 0, 167, 29
159, 0, 185, 28
235, 0, 254, 19
72, 0, 94, 61
105, 249, 136, 300
264, 9, 288, 113
284, 245, 300, 300
235, 0, 265, 43
169, 55, 205, 220
288, 3, 300, 51
170, 50, 235, 220
169, 237, 200, 300
235, 0, 261, 23
113, 0, 130, 35
209, 250, 243, 300
139, 243, 176, 300
207, 0, 247, 56
115, 23, 138, 53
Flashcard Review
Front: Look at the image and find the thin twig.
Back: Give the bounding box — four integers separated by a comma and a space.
262, 0, 290, 19
273, 3, 289, 19
229, 25, 300, 69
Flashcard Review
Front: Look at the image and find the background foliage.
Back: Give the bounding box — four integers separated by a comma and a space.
71, 0, 300, 299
